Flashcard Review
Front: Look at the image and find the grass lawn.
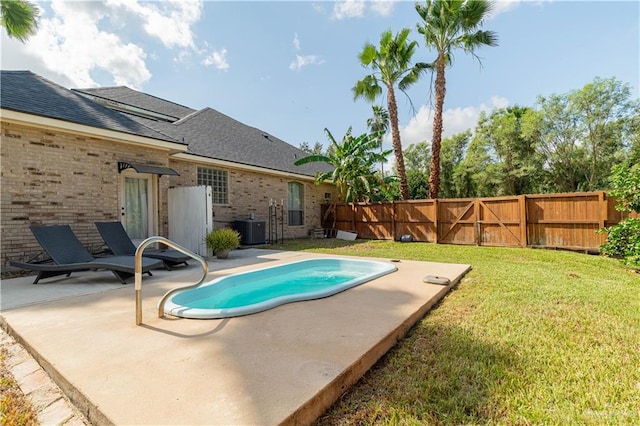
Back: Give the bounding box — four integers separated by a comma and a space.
266, 239, 640, 425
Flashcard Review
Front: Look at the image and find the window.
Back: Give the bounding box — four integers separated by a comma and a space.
197, 167, 228, 204
288, 182, 304, 226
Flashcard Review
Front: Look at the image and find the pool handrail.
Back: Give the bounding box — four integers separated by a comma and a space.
135, 236, 208, 325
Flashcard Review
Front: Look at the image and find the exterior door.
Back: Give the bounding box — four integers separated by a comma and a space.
121, 171, 157, 244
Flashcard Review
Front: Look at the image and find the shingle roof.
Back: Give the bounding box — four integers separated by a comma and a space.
72, 86, 196, 120
84, 87, 333, 177
1, 71, 331, 178
0, 71, 183, 145
140, 107, 330, 176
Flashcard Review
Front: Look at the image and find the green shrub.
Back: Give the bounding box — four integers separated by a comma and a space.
600, 164, 640, 269
205, 228, 240, 253
600, 218, 640, 268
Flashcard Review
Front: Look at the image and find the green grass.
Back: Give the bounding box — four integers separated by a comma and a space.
266, 239, 640, 425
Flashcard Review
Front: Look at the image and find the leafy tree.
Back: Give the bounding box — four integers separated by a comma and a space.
299, 141, 325, 155
569, 77, 639, 190
404, 140, 431, 173
366, 105, 390, 174
439, 130, 471, 198
294, 127, 394, 204
416, 0, 497, 199
456, 135, 500, 198
472, 107, 544, 195
402, 140, 431, 199
534, 93, 588, 192
353, 28, 428, 200
407, 169, 430, 199
535, 77, 639, 192
0, 0, 39, 42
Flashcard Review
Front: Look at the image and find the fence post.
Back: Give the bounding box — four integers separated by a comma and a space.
434, 199, 439, 243
391, 200, 396, 241
474, 198, 481, 245
519, 195, 528, 247
351, 203, 356, 232
598, 191, 607, 229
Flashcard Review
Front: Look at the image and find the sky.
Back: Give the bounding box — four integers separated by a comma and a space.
2, 0, 639, 156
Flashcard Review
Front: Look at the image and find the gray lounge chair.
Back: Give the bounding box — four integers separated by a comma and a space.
95, 222, 190, 270
10, 225, 164, 284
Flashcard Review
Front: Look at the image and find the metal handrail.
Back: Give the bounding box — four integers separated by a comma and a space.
135, 236, 209, 325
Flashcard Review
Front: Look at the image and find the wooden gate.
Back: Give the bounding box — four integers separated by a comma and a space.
437, 199, 477, 245
437, 197, 526, 246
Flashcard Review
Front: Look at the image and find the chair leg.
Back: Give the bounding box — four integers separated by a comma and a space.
111, 270, 131, 284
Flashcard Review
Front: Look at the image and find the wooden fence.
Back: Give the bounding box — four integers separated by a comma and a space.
321, 191, 636, 252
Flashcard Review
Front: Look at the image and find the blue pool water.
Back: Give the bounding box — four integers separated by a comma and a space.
163, 258, 397, 319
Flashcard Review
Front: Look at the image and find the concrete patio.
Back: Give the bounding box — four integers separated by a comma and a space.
0, 248, 471, 425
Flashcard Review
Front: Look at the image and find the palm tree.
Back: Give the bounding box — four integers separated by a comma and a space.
295, 127, 393, 204
416, 0, 497, 199
0, 0, 39, 42
353, 28, 427, 200
295, 127, 395, 228
366, 105, 390, 175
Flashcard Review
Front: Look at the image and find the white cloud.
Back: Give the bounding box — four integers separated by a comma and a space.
371, 0, 395, 17
289, 54, 325, 71
202, 48, 229, 70
332, 0, 396, 20
0, 0, 213, 89
17, 0, 151, 88
332, 0, 365, 20
293, 33, 301, 51
399, 96, 510, 146
488, 0, 555, 19
289, 33, 323, 71
105, 0, 202, 49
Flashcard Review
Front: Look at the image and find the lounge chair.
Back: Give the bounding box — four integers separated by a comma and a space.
10, 225, 164, 284
95, 222, 190, 270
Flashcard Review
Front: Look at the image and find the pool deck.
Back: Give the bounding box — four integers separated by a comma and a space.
1, 249, 471, 425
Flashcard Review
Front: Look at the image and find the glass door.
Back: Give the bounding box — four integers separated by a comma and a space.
121, 172, 156, 243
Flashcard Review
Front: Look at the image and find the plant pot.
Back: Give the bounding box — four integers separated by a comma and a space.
216, 249, 230, 259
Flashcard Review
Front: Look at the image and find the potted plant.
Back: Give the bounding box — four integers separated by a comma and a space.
205, 228, 240, 259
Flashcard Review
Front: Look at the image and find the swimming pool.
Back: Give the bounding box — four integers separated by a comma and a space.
162, 258, 397, 319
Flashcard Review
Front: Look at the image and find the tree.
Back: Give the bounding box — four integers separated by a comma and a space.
353, 28, 428, 200
535, 77, 638, 192
0, 0, 39, 42
416, 0, 497, 199
366, 105, 390, 174
402, 140, 431, 199
568, 77, 639, 190
439, 130, 471, 198
294, 127, 394, 204
403, 140, 431, 173
299, 141, 324, 155
458, 131, 497, 197
472, 107, 544, 195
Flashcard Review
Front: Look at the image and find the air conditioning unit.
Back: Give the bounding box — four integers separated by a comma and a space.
233, 219, 266, 245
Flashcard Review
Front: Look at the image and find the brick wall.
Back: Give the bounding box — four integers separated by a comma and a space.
1, 121, 174, 265
169, 159, 336, 239
1, 121, 337, 267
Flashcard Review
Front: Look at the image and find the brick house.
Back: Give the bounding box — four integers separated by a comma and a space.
1, 71, 335, 267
